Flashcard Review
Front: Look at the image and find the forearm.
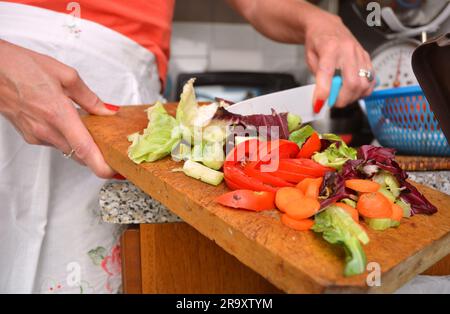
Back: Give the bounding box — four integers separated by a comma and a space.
227, 0, 337, 44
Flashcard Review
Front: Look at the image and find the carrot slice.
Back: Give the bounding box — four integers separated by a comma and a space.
284, 196, 320, 220
281, 214, 314, 231
305, 177, 323, 199
275, 187, 304, 213
336, 202, 359, 222
357, 192, 392, 218
391, 203, 403, 222
345, 179, 381, 193
296, 178, 310, 194
296, 177, 323, 199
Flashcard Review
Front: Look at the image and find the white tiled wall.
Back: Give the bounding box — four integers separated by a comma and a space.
166, 22, 310, 99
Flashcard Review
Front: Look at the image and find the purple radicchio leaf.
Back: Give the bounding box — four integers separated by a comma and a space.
319, 171, 352, 209
320, 145, 437, 215
358, 145, 396, 164
356, 146, 436, 215
360, 150, 436, 215
340, 159, 365, 179
212, 107, 290, 140
400, 180, 438, 215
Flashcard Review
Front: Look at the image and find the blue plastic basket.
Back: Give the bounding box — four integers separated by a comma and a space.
363, 85, 450, 156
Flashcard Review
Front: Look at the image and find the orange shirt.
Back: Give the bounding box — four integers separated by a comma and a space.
6, 0, 175, 85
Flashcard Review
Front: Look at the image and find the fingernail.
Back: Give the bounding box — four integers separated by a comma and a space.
104, 103, 120, 112
113, 174, 126, 180
313, 99, 325, 114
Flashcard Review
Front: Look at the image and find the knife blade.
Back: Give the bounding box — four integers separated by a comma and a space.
225, 84, 329, 123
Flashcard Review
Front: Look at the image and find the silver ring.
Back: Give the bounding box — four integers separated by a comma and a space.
358, 68, 374, 82
63, 149, 75, 159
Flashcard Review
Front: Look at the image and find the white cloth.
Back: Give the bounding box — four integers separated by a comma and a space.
0, 2, 161, 293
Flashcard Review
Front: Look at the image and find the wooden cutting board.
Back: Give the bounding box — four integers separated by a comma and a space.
82, 104, 450, 293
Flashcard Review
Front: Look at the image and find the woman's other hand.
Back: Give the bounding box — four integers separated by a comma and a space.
304, 10, 376, 109
228, 0, 376, 109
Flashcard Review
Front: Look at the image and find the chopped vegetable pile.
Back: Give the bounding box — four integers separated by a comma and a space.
127, 78, 438, 277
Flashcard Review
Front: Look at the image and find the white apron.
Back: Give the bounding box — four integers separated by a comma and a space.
0, 2, 161, 293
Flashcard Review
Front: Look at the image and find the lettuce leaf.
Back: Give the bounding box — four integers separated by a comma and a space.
176, 78, 219, 129
313, 141, 357, 170
289, 125, 315, 147
128, 102, 181, 164
202, 141, 225, 170
287, 113, 302, 132
321, 133, 344, 142
312, 205, 368, 276
176, 78, 199, 127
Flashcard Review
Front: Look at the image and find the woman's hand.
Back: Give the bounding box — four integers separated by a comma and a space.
228, 0, 375, 109
0, 40, 118, 178
304, 11, 376, 109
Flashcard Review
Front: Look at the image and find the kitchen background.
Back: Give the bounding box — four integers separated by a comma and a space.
165, 0, 450, 100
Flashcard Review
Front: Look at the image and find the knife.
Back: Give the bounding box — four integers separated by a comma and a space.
225, 72, 343, 122
225, 84, 328, 123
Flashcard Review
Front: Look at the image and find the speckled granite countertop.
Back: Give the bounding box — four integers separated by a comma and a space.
99, 181, 181, 224
99, 171, 450, 225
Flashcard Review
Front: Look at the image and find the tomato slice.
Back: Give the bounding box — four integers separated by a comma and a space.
278, 159, 331, 177
225, 139, 299, 167
289, 158, 332, 170
261, 139, 299, 160
224, 177, 244, 191
255, 140, 299, 170
272, 170, 313, 184
297, 132, 321, 159
224, 139, 321, 192
216, 190, 276, 212
225, 138, 261, 166
244, 162, 293, 187
224, 166, 278, 193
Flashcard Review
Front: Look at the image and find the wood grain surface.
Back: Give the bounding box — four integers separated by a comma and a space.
396, 155, 450, 171
139, 222, 280, 294
120, 226, 142, 294
82, 104, 450, 293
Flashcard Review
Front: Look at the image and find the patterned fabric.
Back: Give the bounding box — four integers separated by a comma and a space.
0, 3, 160, 293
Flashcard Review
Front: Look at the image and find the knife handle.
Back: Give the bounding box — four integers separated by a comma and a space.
327, 75, 343, 108
327, 75, 380, 107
